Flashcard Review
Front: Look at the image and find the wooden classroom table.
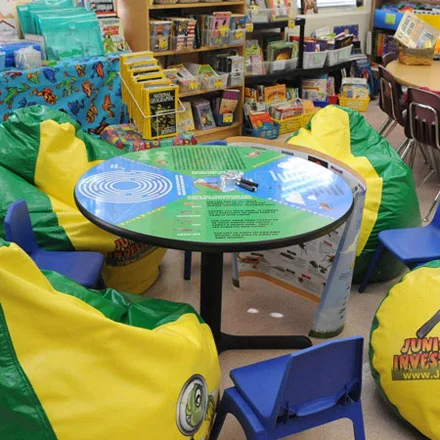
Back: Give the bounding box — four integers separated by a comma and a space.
387, 60, 440, 91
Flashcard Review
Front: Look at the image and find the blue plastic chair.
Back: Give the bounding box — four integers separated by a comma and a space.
5, 200, 105, 288
210, 336, 365, 440
358, 204, 440, 293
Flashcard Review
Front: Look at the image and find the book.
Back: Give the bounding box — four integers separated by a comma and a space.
263, 84, 286, 105
150, 20, 172, 52
84, 0, 116, 16
249, 111, 273, 130
172, 18, 197, 51
219, 89, 240, 114
99, 17, 128, 53
144, 85, 178, 139
177, 101, 195, 132
190, 98, 216, 130
268, 0, 290, 22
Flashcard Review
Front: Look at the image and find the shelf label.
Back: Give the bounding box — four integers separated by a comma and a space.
223, 113, 233, 123
385, 13, 396, 25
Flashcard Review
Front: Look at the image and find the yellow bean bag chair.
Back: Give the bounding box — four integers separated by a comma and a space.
0, 239, 220, 440
370, 261, 440, 439
0, 105, 166, 293
288, 105, 421, 284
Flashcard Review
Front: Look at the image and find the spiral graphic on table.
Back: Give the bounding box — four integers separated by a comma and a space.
77, 170, 173, 204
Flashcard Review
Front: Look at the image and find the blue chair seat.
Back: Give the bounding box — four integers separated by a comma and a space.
5, 200, 105, 289
32, 248, 104, 288
379, 227, 440, 264
359, 204, 440, 293
231, 354, 290, 421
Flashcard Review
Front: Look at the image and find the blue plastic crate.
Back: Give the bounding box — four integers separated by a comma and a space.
244, 124, 280, 140
374, 9, 404, 31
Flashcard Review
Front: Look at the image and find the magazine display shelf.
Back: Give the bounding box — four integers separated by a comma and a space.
118, 0, 247, 142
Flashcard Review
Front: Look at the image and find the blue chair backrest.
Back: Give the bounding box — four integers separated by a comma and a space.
4, 200, 39, 255
270, 336, 364, 428
431, 203, 440, 227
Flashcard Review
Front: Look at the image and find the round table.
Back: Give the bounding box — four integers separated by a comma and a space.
75, 145, 354, 352
387, 59, 440, 90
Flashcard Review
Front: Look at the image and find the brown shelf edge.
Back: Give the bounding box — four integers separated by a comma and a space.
180, 84, 243, 98
153, 43, 243, 57
150, 0, 244, 8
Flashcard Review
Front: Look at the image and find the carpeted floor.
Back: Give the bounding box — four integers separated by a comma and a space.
146, 100, 430, 439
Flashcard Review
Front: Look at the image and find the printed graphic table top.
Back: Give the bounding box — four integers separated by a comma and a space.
387, 60, 440, 91
75, 145, 354, 253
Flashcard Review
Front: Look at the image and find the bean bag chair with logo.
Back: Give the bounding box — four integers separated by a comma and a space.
0, 239, 220, 440
370, 261, 440, 440
0, 105, 166, 293
287, 105, 421, 284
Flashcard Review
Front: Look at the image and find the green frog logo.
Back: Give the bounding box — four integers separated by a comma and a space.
177, 374, 215, 439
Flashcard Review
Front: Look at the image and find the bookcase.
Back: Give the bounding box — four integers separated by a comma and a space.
117, 0, 246, 142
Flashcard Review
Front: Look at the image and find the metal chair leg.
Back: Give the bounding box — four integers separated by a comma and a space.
396, 138, 409, 156
400, 139, 414, 161
407, 141, 417, 169
381, 120, 398, 138
419, 143, 430, 165
424, 189, 440, 222
378, 117, 393, 136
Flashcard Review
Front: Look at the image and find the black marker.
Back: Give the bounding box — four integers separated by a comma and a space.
236, 181, 256, 192
240, 177, 259, 188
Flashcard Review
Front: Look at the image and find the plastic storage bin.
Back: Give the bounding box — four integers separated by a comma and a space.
326, 45, 352, 66
272, 112, 314, 135
269, 58, 298, 73
339, 96, 370, 112
200, 73, 228, 90
303, 51, 327, 69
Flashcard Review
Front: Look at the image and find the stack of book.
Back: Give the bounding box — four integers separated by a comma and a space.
120, 51, 179, 140
173, 18, 197, 51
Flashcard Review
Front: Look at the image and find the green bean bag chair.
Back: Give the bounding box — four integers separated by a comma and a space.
287, 105, 421, 283
370, 261, 440, 439
0, 239, 220, 440
0, 105, 166, 293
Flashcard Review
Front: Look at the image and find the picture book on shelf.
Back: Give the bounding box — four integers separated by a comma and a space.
177, 101, 195, 132
219, 89, 240, 114
145, 85, 178, 139
264, 84, 286, 105
150, 20, 172, 52
99, 17, 128, 53
268, 0, 290, 21
191, 98, 216, 130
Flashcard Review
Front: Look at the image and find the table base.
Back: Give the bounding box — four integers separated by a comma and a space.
200, 252, 313, 354
216, 333, 312, 354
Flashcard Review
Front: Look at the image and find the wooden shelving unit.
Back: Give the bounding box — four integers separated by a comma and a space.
117, 0, 246, 142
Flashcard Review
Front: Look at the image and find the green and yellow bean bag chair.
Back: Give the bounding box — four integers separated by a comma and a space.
0, 105, 166, 293
370, 261, 440, 439
0, 239, 220, 440
288, 105, 421, 283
